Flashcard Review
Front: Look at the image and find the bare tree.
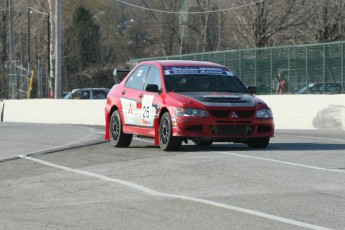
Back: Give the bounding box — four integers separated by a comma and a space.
0, 0, 9, 99
314, 0, 345, 42
138, 0, 185, 56
126, 0, 226, 56
229, 0, 310, 48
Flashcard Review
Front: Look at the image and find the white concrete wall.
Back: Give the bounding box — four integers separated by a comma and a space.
2, 95, 345, 130
259, 95, 345, 130
2, 99, 106, 126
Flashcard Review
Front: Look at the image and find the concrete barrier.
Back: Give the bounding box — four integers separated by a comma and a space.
2, 99, 106, 126
259, 95, 345, 130
2, 95, 345, 130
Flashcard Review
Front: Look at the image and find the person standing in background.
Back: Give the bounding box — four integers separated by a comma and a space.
275, 73, 289, 94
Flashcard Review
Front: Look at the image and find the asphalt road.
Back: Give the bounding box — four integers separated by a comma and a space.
1, 123, 345, 230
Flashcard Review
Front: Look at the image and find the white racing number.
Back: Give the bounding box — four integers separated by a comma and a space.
141, 95, 154, 126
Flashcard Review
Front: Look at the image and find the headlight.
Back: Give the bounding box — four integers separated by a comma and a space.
256, 109, 273, 118
175, 108, 208, 117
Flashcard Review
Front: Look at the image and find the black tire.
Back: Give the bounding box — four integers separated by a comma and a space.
193, 139, 213, 146
246, 137, 270, 149
109, 110, 132, 147
159, 112, 182, 151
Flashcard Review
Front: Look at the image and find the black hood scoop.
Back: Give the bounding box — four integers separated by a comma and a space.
201, 95, 245, 103
174, 92, 255, 107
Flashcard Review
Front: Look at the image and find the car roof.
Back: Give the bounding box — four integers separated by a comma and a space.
139, 60, 227, 68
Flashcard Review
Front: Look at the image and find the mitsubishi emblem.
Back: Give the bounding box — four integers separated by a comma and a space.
231, 111, 238, 118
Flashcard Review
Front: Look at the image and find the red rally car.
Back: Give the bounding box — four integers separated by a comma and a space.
105, 60, 274, 151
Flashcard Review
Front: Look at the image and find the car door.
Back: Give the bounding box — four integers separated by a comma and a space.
140, 65, 162, 128
121, 65, 150, 126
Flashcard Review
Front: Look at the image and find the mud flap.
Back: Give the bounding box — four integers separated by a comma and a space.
154, 118, 159, 145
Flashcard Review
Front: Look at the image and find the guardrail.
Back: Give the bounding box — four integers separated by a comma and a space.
2, 95, 345, 130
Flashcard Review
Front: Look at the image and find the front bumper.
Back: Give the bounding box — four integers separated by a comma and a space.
172, 116, 274, 138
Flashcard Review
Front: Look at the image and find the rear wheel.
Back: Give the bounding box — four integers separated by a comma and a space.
246, 137, 270, 149
109, 110, 132, 147
159, 112, 182, 151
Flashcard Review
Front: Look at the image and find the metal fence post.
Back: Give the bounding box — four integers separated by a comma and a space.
322, 44, 326, 94
238, 51, 242, 80
287, 47, 292, 93
340, 43, 344, 93
270, 49, 273, 94
254, 50, 258, 86
305, 46, 308, 88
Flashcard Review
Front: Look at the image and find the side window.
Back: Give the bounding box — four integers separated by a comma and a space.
93, 89, 107, 99
72, 89, 82, 99
144, 66, 162, 91
125, 65, 150, 90
81, 90, 91, 99
316, 85, 322, 93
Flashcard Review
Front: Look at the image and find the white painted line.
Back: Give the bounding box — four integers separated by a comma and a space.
219, 152, 345, 174
18, 155, 333, 230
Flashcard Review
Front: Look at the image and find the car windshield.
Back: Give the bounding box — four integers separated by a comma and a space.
164, 74, 249, 93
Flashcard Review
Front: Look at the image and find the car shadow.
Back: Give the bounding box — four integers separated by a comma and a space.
179, 142, 345, 152
128, 138, 345, 152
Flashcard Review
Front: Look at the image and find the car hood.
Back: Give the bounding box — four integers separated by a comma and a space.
168, 91, 257, 108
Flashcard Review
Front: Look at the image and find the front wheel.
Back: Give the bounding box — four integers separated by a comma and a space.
109, 110, 132, 147
246, 137, 270, 149
159, 112, 182, 151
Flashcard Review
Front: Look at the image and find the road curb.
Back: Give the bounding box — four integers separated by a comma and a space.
0, 140, 108, 163
0, 155, 20, 163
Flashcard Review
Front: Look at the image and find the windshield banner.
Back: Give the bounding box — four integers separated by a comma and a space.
164, 66, 233, 76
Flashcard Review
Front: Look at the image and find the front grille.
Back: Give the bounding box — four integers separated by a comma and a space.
208, 110, 229, 118
208, 110, 255, 118
210, 125, 254, 135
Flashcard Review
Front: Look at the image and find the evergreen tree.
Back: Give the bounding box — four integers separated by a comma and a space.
64, 7, 100, 74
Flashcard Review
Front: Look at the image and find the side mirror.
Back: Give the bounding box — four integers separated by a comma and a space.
145, 84, 159, 93
248, 86, 257, 94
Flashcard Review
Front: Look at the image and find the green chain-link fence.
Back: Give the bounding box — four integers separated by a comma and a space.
130, 41, 345, 95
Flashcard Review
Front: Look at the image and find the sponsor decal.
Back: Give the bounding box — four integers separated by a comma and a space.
121, 98, 135, 124
164, 66, 233, 76
121, 96, 157, 127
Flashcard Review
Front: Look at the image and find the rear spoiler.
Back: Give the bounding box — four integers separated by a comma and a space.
113, 68, 130, 84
